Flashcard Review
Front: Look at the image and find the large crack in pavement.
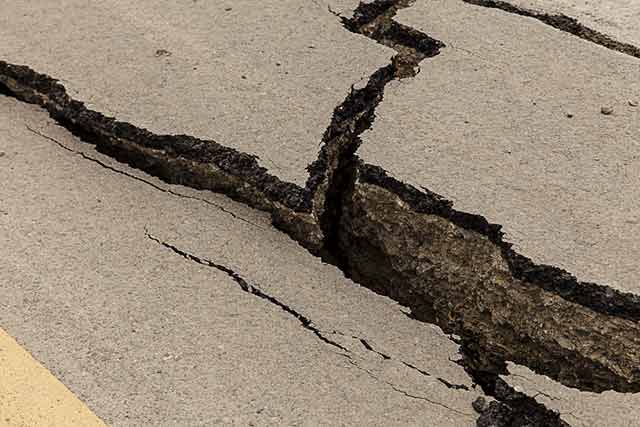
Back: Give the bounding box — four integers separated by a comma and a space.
306, 0, 443, 264
3, 0, 640, 425
0, 61, 322, 250
462, 0, 640, 59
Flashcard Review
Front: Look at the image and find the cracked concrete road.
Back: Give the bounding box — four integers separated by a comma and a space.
4, 0, 640, 425
0, 95, 482, 425
360, 0, 640, 294
0, 0, 392, 186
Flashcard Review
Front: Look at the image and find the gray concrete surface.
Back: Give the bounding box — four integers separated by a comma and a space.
0, 95, 482, 425
360, 0, 640, 294
0, 0, 392, 186
495, 0, 640, 47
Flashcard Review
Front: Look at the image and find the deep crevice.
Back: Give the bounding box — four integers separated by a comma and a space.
311, 65, 395, 266
0, 80, 12, 96
309, 0, 444, 264
0, 62, 308, 210
358, 164, 640, 323
462, 0, 640, 59
0, 61, 323, 253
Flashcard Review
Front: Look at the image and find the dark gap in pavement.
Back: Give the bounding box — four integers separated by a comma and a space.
309, 0, 443, 267
463, 0, 640, 59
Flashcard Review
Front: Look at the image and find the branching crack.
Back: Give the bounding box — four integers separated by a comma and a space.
345, 359, 473, 417
308, 0, 444, 264
3, 0, 639, 424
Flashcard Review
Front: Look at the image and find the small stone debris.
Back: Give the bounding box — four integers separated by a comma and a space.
154, 49, 172, 57
566, 113, 573, 118
0, 151, 5, 157
629, 100, 638, 107
472, 396, 489, 413
601, 106, 614, 115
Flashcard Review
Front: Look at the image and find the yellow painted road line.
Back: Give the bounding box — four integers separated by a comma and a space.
0, 328, 107, 427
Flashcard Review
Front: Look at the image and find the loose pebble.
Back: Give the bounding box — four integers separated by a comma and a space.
154, 49, 172, 57
601, 106, 614, 115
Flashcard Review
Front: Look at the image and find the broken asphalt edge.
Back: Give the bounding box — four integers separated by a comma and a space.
3, 0, 640, 424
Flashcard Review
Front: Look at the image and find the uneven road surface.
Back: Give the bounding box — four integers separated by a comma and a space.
1, 0, 639, 426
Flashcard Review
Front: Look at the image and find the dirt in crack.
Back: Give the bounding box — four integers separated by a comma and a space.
310, 0, 444, 265
336, 0, 444, 78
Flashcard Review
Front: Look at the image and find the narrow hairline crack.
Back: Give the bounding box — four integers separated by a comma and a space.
144, 229, 349, 353
25, 124, 261, 229
357, 336, 471, 391
345, 359, 474, 418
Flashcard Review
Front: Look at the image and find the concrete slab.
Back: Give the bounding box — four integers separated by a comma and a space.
0, 94, 481, 425
0, 0, 392, 186
359, 0, 640, 294
483, 0, 640, 48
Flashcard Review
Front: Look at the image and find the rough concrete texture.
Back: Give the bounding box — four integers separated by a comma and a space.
360, 0, 640, 294
0, 95, 482, 425
504, 363, 640, 426
483, 0, 640, 48
0, 0, 392, 186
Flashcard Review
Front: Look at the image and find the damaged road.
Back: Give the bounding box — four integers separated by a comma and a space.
2, 0, 640, 425
0, 95, 482, 425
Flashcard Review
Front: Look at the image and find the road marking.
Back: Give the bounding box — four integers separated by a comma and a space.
0, 328, 107, 427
